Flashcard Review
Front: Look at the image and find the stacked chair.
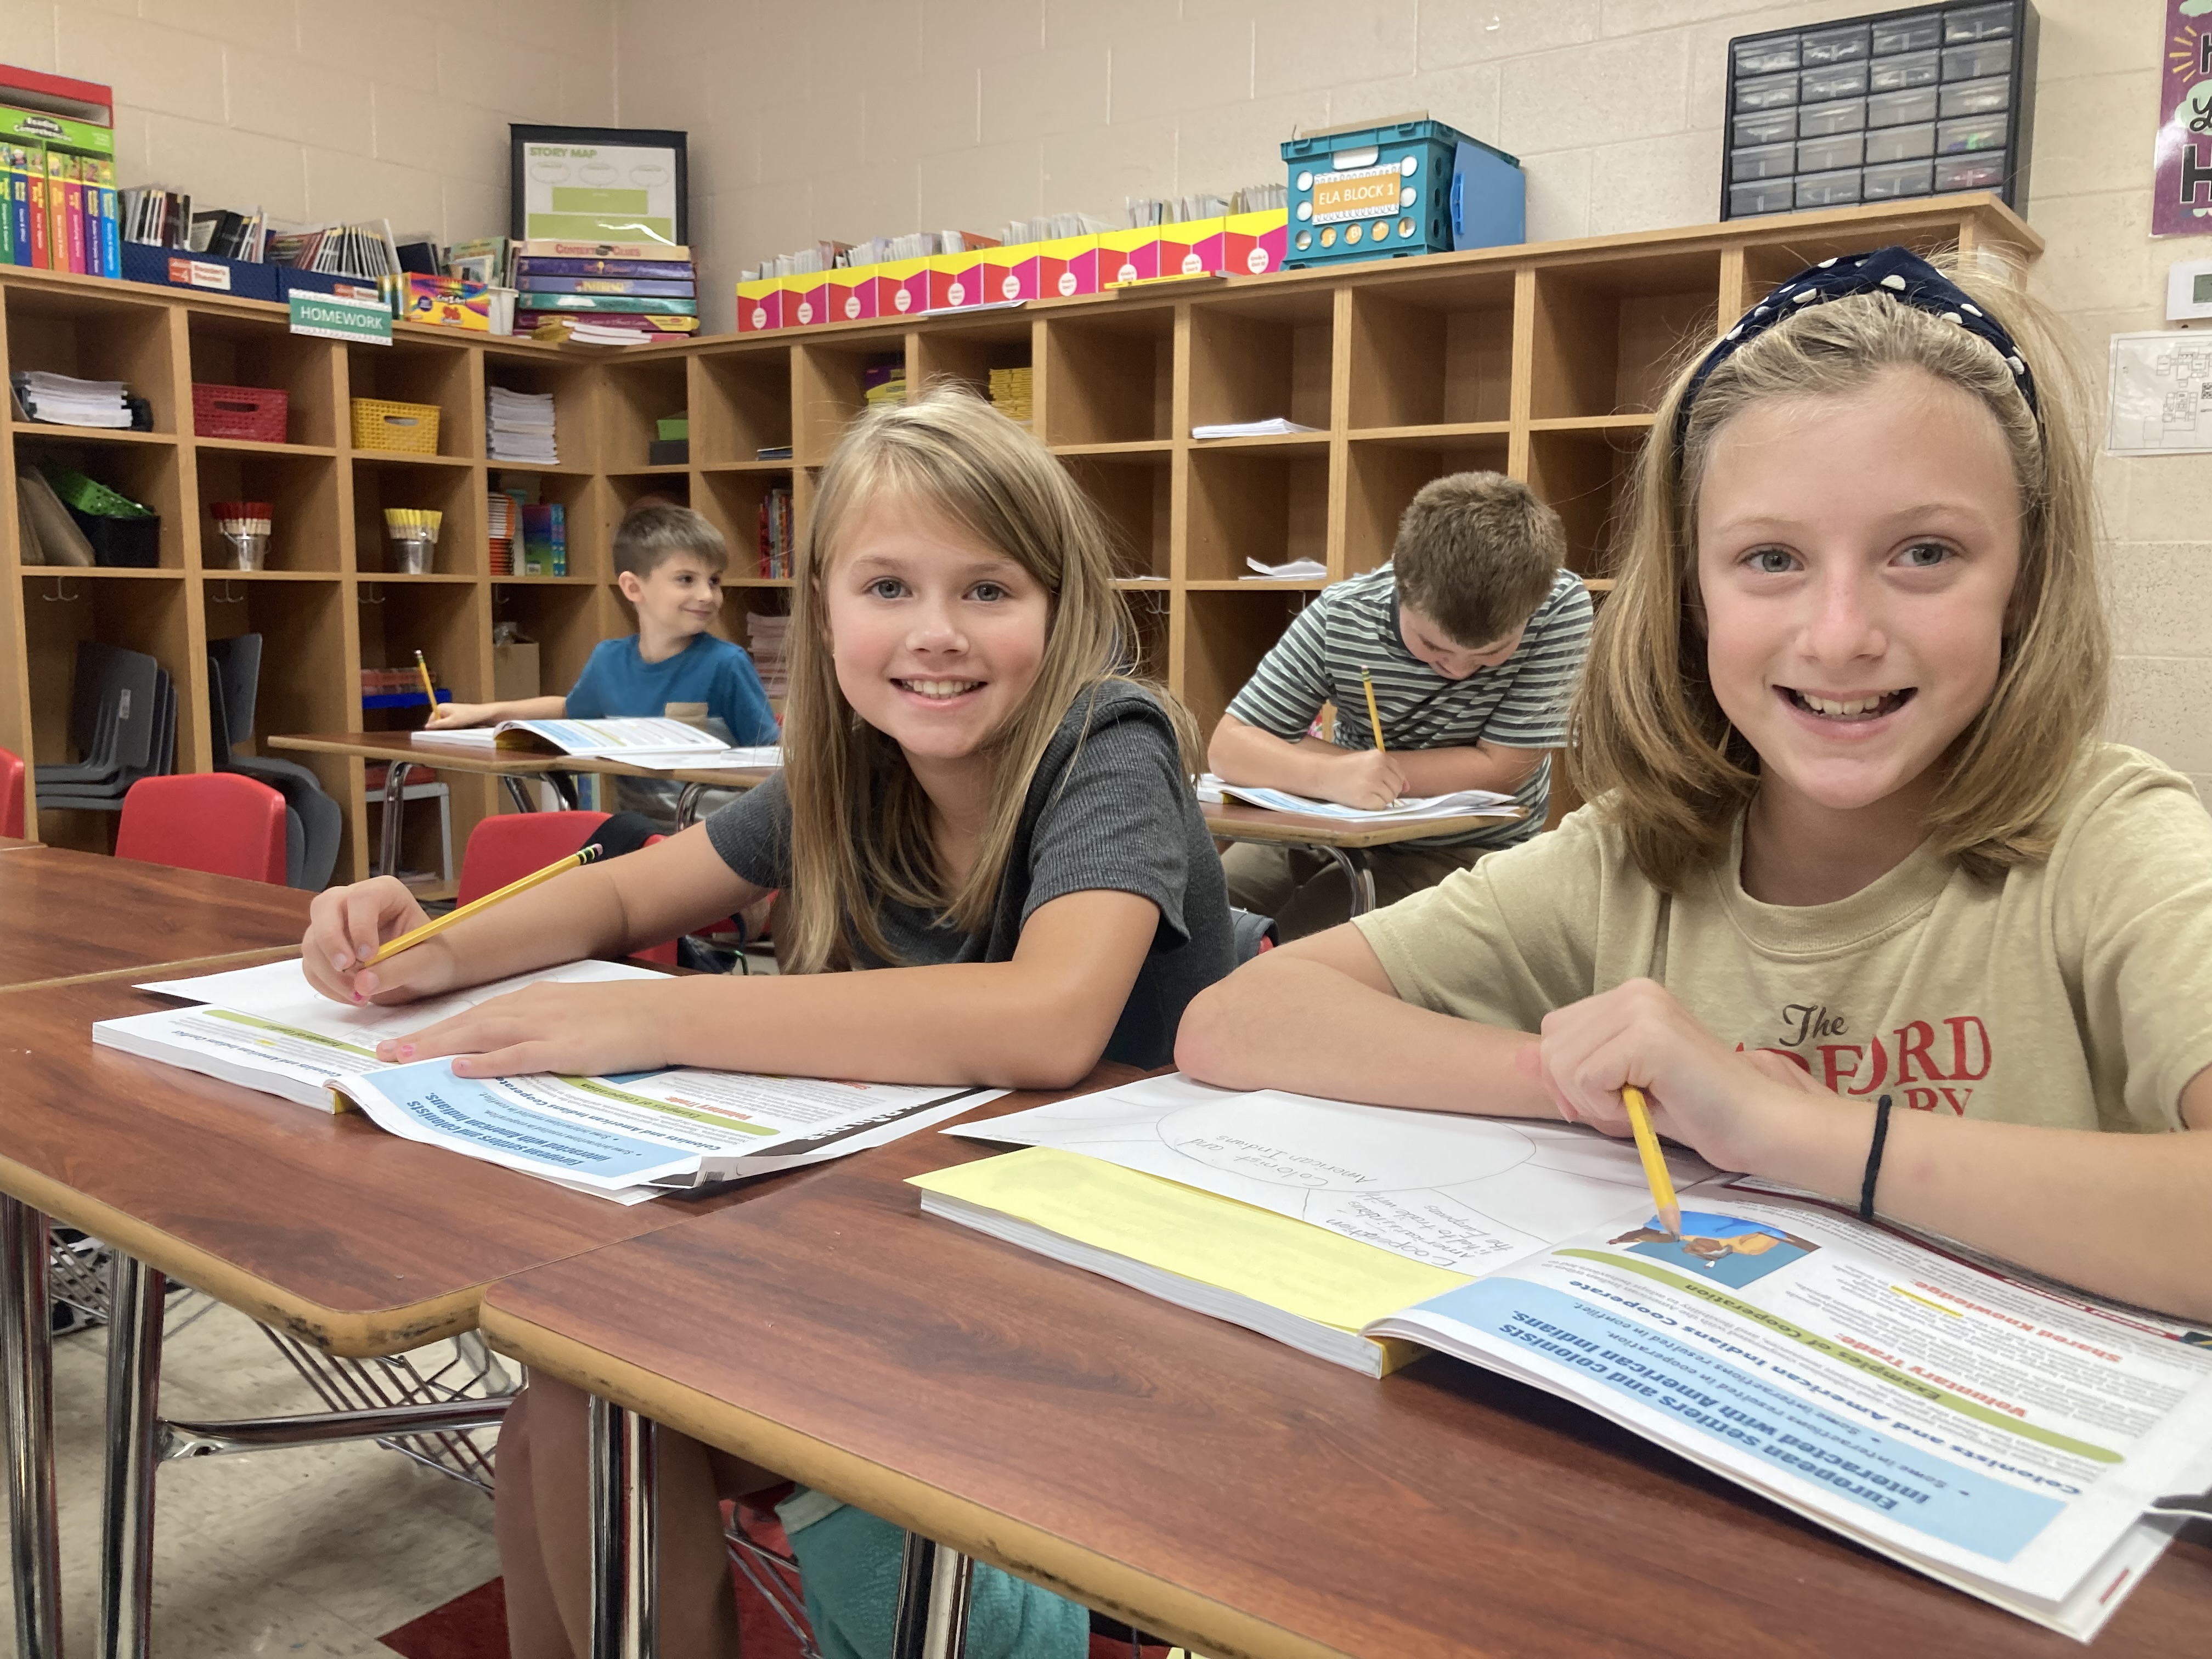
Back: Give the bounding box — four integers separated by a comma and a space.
33, 641, 175, 814
206, 634, 342, 890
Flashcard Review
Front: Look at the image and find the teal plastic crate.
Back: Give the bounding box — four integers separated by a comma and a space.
1282, 116, 1523, 269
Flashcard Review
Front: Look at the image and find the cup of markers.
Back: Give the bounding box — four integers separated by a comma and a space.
209, 501, 272, 570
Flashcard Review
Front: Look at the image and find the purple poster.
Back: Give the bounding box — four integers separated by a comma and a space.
2155, 1, 2212, 235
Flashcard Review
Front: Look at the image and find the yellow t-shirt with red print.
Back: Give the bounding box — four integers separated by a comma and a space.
1352, 744, 2212, 1133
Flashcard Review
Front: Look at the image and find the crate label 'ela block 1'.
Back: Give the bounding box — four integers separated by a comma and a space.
873, 257, 931, 318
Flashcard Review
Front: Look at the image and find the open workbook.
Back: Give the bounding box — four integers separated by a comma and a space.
95, 960, 988, 1203
1193, 775, 1521, 822
411, 716, 781, 771
916, 1074, 2212, 1639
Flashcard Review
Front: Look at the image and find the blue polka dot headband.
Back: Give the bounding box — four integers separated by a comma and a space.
1675, 246, 2038, 451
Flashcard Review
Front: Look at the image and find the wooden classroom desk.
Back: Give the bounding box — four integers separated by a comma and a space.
1201, 798, 1519, 915
0, 844, 312, 992
481, 1089, 2212, 1659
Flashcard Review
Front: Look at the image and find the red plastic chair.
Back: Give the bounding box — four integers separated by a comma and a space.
0, 745, 24, 839
116, 773, 287, 884
459, 811, 682, 966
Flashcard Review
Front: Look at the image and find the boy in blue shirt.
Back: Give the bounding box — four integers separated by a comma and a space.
428, 504, 777, 827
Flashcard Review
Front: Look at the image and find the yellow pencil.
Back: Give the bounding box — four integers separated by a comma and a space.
363, 844, 603, 968
414, 649, 438, 710
1622, 1085, 1681, 1239
1361, 667, 1386, 753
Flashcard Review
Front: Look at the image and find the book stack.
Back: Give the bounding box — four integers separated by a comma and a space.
486, 490, 516, 575
12, 370, 131, 428
266, 219, 402, 284
487, 386, 558, 465
988, 366, 1032, 425
757, 487, 794, 579
1, 66, 119, 275
514, 238, 699, 340
745, 612, 789, 700
519, 503, 566, 576
862, 361, 905, 408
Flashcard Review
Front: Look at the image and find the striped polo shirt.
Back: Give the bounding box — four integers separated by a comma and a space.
1224, 565, 1594, 850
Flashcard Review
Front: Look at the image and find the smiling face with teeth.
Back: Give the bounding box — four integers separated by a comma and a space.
822, 492, 1051, 787
1695, 366, 2023, 844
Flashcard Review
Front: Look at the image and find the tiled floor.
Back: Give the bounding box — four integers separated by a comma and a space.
0, 1292, 501, 1657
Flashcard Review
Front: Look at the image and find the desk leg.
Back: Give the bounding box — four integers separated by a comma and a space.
377, 761, 414, 879
2, 1197, 64, 1659
502, 774, 538, 815
99, 1254, 165, 1659
588, 1397, 658, 1659
674, 783, 704, 831
891, 1533, 974, 1659
1322, 846, 1379, 916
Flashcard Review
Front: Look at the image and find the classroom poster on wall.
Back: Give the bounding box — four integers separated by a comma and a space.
2153, 0, 2212, 235
510, 125, 687, 247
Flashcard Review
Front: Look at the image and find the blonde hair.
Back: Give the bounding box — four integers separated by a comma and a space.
1393, 471, 1565, 646
781, 386, 1199, 973
1574, 250, 2107, 891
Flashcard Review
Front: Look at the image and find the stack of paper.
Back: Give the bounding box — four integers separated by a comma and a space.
487, 386, 558, 464
988, 366, 1032, 425
1242, 557, 1328, 580
747, 612, 789, 699
12, 370, 131, 428
1193, 418, 1319, 439
531, 317, 650, 347
1195, 776, 1521, 822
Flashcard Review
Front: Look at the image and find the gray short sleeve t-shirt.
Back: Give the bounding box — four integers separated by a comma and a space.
703, 679, 1235, 1069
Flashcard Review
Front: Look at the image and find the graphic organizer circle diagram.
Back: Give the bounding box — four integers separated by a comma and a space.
1158, 1096, 1535, 1190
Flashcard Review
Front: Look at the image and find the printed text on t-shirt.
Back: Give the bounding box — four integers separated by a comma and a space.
1737, 1004, 1993, 1115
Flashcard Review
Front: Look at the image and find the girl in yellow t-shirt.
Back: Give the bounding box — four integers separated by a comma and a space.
1177, 247, 2212, 1323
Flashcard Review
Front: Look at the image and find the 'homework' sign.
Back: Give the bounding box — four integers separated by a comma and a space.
287, 290, 390, 346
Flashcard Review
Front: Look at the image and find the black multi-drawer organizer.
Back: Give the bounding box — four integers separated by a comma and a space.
1722, 1, 2037, 221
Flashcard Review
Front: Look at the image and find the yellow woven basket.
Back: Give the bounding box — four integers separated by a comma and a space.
351, 397, 442, 454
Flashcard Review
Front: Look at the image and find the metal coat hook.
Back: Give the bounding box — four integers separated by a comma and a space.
212, 580, 246, 604
358, 583, 385, 605
41, 577, 80, 602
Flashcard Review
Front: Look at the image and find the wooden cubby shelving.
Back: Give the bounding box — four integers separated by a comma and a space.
0, 195, 2035, 883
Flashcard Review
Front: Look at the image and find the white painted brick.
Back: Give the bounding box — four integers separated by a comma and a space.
864, 72, 981, 167
688, 126, 757, 202
562, 62, 619, 126
2036, 0, 2160, 81
917, 136, 1043, 228
1108, 16, 1256, 124
809, 163, 926, 244
983, 43, 1111, 143
761, 92, 865, 185
443, 179, 505, 247
223, 47, 375, 151
436, 28, 566, 121
59, 13, 228, 126
0, 1, 58, 72
1255, 0, 1417, 100
1523, 148, 1594, 244
921, 0, 1045, 66
1420, 0, 1599, 71
1500, 33, 1690, 157
1601, 0, 1869, 32
2102, 543, 2212, 657
302, 146, 447, 235
1588, 129, 1722, 236
1328, 63, 1502, 145
719, 177, 814, 270
1042, 115, 1176, 221
2107, 654, 2212, 774
2119, 453, 2212, 544
1045, 0, 1176, 48
2026, 191, 2154, 317
373, 83, 509, 190
297, 8, 440, 93
140, 0, 298, 51
51, 0, 133, 21
2031, 72, 2159, 201
143, 114, 308, 221
1175, 91, 1324, 198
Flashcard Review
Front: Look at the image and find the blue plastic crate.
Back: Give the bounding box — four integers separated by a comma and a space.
1282, 116, 1523, 269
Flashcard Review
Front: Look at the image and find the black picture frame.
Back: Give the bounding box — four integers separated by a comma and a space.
509, 123, 689, 247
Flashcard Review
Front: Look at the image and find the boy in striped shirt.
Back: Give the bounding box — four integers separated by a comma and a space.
1210, 472, 1592, 938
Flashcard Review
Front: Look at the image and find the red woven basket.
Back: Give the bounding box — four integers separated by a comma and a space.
192, 383, 289, 444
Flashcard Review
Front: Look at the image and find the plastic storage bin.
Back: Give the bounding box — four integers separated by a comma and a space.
1945, 2, 2015, 41
351, 398, 442, 454
191, 384, 289, 444
1940, 76, 2012, 117
1799, 99, 1866, 136
1798, 134, 1865, 173
1737, 72, 1799, 111
1869, 87, 1940, 127
1734, 37, 1800, 75
1866, 123, 1937, 163
1736, 108, 1798, 145
1801, 24, 1870, 64
1729, 180, 1796, 217
1934, 153, 2007, 190
1937, 114, 2008, 153
1731, 142, 1798, 182
1801, 63, 1870, 101
1942, 39, 2011, 80
1874, 13, 1944, 54
1283, 116, 1522, 268
1863, 160, 1936, 200
1796, 169, 1861, 207
1871, 50, 1939, 92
